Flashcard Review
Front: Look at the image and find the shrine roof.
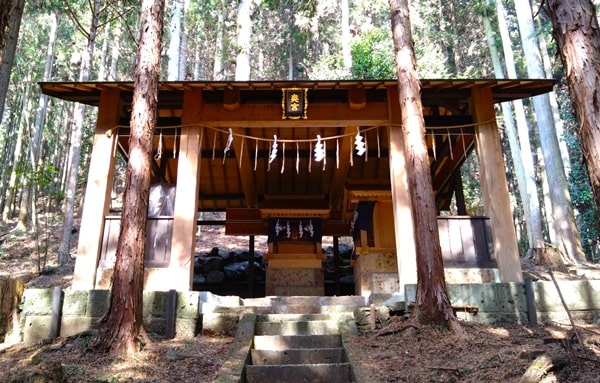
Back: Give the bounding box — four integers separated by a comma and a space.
39, 78, 555, 107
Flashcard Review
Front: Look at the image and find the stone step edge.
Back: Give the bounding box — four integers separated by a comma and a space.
253, 334, 342, 350
250, 347, 346, 365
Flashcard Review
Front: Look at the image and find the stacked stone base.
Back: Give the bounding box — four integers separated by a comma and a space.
265, 268, 324, 296
21, 289, 201, 343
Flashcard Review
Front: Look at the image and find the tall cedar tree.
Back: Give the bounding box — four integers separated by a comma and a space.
543, 1, 600, 215
90, 0, 165, 355
388, 0, 464, 334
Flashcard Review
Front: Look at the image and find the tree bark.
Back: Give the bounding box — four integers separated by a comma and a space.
0, 0, 24, 128
515, 0, 585, 265
543, 0, 600, 247
388, 0, 463, 335
0, 277, 24, 345
91, 0, 165, 355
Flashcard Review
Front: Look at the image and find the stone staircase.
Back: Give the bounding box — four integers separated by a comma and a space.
212, 295, 367, 383
246, 313, 353, 383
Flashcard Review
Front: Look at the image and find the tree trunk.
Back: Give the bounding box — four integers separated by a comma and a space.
26, 12, 58, 232
59, 0, 102, 265
212, 0, 225, 80
515, 0, 585, 265
482, 10, 532, 249
0, 0, 24, 128
2, 83, 29, 223
388, 0, 463, 335
492, 0, 546, 250
0, 277, 24, 345
536, 15, 571, 174
91, 0, 165, 356
341, 0, 351, 70
543, 0, 600, 250
167, 0, 183, 80
109, 2, 123, 80
235, 0, 252, 81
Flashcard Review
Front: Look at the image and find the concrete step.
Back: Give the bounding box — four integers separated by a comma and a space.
244, 295, 367, 308
248, 304, 363, 315
251, 347, 345, 365
257, 313, 334, 322
255, 319, 340, 336
245, 363, 352, 383
253, 334, 342, 350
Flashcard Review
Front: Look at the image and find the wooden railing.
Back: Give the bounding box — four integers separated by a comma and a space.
437, 216, 496, 268
100, 215, 173, 268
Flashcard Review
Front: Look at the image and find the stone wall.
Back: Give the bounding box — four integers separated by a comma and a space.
404, 280, 600, 325
353, 252, 500, 301
20, 289, 202, 343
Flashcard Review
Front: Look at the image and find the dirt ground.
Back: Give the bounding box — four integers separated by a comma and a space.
1, 222, 600, 382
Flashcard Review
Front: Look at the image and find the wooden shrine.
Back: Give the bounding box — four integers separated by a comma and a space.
40, 79, 555, 298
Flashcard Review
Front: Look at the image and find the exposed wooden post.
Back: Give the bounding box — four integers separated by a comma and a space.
333, 236, 340, 295
165, 289, 177, 339
72, 89, 121, 289
470, 86, 523, 282
387, 86, 418, 299
169, 87, 203, 290
248, 235, 255, 297
49, 286, 63, 339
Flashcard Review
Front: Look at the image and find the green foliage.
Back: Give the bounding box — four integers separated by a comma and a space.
350, 29, 395, 79
566, 133, 600, 262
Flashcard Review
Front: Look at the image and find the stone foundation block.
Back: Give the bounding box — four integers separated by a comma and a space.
60, 316, 97, 338
62, 290, 89, 316
22, 289, 54, 316
23, 315, 52, 343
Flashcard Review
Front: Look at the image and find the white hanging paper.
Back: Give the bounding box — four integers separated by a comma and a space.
269, 134, 278, 164
173, 129, 178, 158
314, 135, 325, 162
296, 142, 300, 174
155, 130, 163, 159
281, 142, 286, 173
376, 127, 381, 158
354, 129, 366, 156
254, 139, 258, 171
223, 128, 233, 163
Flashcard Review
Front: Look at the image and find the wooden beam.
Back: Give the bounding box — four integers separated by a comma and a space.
470, 86, 522, 283
348, 87, 366, 110
197, 102, 390, 127
223, 87, 240, 110
267, 259, 322, 269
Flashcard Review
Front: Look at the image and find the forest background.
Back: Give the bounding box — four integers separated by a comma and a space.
0, 0, 599, 270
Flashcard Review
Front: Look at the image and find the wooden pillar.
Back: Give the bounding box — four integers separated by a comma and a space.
248, 235, 255, 298
387, 86, 418, 299
470, 86, 523, 282
168, 87, 203, 291
72, 89, 120, 289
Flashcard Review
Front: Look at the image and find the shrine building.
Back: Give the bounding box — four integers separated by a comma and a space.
40, 79, 555, 300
